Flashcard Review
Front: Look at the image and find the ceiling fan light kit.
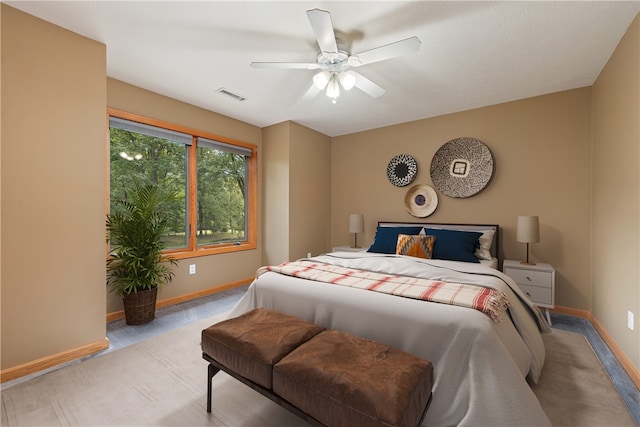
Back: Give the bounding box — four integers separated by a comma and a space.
326, 76, 340, 100
313, 69, 357, 102
313, 70, 331, 89
251, 8, 421, 102
338, 70, 356, 90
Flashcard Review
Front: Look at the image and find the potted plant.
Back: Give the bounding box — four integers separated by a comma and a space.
106, 179, 177, 325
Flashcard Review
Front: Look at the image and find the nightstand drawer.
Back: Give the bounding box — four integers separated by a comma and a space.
503, 260, 555, 323
518, 284, 553, 306
504, 268, 553, 289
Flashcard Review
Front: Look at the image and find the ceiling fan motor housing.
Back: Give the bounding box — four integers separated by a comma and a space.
317, 51, 350, 72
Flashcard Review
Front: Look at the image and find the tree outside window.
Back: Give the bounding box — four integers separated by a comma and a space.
108, 110, 256, 257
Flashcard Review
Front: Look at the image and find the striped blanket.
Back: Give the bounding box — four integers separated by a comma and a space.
257, 260, 510, 323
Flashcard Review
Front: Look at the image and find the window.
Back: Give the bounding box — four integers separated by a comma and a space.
108, 109, 257, 258
195, 137, 250, 247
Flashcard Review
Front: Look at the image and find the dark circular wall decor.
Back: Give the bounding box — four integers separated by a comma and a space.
430, 137, 494, 198
404, 184, 438, 217
386, 154, 418, 187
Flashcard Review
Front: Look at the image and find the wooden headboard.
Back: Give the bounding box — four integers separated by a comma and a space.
377, 221, 500, 261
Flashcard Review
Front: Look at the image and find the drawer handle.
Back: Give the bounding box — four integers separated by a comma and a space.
526, 292, 532, 297
526, 276, 532, 281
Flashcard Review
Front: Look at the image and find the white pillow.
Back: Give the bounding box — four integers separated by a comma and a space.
475, 229, 495, 261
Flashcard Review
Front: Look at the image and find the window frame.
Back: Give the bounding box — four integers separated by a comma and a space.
107, 108, 257, 260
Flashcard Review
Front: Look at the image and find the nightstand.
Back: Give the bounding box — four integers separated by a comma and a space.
503, 260, 555, 326
332, 246, 367, 253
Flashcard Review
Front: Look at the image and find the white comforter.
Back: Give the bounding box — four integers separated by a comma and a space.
229, 252, 552, 427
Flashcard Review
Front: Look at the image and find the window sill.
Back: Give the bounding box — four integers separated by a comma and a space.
167, 242, 257, 260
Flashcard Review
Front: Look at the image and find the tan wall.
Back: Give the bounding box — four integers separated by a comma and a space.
592, 14, 640, 371
262, 121, 331, 265
332, 88, 593, 310
262, 122, 291, 265
289, 122, 332, 259
106, 79, 263, 314
1, 5, 107, 368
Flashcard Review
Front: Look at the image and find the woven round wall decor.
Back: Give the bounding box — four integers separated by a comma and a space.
430, 137, 494, 198
404, 184, 438, 217
386, 154, 418, 187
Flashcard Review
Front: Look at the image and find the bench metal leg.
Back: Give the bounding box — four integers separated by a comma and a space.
207, 363, 220, 413
202, 353, 325, 426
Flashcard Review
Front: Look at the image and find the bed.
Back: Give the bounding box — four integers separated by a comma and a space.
229, 222, 552, 426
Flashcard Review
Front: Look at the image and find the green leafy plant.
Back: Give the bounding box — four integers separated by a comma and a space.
106, 180, 177, 297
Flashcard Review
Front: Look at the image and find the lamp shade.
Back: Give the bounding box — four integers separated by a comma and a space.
348, 214, 364, 234
313, 71, 330, 89
338, 70, 356, 90
326, 74, 340, 98
517, 216, 540, 243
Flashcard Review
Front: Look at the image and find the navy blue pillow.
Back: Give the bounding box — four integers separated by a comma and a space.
367, 226, 424, 254
423, 228, 482, 263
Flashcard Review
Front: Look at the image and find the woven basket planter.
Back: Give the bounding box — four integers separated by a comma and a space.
123, 287, 158, 325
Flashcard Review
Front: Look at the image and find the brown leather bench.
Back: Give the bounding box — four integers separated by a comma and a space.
202, 308, 433, 427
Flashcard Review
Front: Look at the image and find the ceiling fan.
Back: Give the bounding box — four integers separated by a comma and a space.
250, 9, 421, 102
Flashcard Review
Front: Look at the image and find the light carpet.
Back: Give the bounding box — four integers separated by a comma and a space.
1, 313, 636, 427
531, 329, 637, 426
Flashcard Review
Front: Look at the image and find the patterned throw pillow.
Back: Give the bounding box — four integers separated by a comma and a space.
396, 234, 435, 259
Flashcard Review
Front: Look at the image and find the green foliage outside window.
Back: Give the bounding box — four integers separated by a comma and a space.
109, 123, 247, 251
196, 146, 246, 246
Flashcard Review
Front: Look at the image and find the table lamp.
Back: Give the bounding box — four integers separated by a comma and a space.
517, 215, 539, 265
348, 214, 364, 248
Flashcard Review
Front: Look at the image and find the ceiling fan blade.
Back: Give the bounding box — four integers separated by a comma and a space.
306, 9, 338, 54
353, 72, 385, 98
349, 36, 421, 67
251, 62, 320, 70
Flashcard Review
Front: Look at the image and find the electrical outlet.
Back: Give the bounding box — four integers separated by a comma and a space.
189, 264, 196, 275
628, 311, 634, 331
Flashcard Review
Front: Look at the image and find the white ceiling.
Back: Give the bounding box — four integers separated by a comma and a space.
6, 1, 639, 137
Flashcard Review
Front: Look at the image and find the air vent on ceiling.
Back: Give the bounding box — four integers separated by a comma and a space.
216, 87, 246, 102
